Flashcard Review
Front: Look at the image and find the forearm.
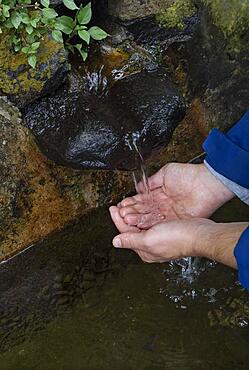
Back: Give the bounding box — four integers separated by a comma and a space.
195, 222, 249, 269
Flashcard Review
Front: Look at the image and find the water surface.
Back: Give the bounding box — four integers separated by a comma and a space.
0, 199, 249, 370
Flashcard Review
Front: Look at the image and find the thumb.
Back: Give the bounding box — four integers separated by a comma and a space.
137, 170, 162, 192
112, 231, 147, 250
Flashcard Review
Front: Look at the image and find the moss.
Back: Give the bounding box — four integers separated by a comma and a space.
203, 0, 249, 53
156, 0, 196, 30
0, 33, 65, 96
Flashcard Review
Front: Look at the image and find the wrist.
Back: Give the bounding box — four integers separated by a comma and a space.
199, 163, 234, 209
194, 222, 249, 268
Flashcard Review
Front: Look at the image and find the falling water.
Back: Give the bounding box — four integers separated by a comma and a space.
125, 133, 206, 283
125, 132, 151, 199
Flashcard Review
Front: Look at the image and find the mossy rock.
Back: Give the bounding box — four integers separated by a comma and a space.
0, 33, 69, 108
108, 0, 175, 22
202, 0, 249, 53
162, 0, 249, 132
156, 0, 197, 30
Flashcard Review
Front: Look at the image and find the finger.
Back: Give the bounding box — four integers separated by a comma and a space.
124, 212, 165, 227
109, 206, 140, 233
119, 194, 146, 208
120, 203, 153, 218
112, 230, 147, 250
137, 169, 164, 192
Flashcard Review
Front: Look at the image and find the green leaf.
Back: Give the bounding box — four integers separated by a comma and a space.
26, 34, 36, 44
34, 27, 47, 35
31, 41, 40, 50
14, 44, 21, 52
75, 24, 86, 31
4, 18, 13, 28
52, 30, 63, 43
88, 26, 108, 40
77, 3, 91, 25
78, 29, 90, 44
63, 0, 78, 10
2, 5, 10, 17
26, 25, 33, 34
28, 55, 37, 68
75, 43, 88, 61
19, 0, 32, 4
21, 13, 30, 24
79, 49, 88, 61
42, 8, 58, 19
11, 11, 22, 29
40, 0, 50, 7
30, 19, 37, 27
66, 43, 74, 53
55, 15, 74, 34
12, 35, 20, 45
21, 46, 30, 54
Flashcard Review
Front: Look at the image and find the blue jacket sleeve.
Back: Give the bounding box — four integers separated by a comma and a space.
203, 110, 249, 188
203, 110, 249, 291
234, 227, 249, 291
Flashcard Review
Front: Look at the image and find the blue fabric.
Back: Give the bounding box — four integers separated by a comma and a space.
203, 110, 249, 291
234, 226, 249, 291
203, 110, 249, 188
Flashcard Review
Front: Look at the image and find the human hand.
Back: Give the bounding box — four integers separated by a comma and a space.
110, 206, 248, 267
118, 163, 234, 229
109, 205, 214, 262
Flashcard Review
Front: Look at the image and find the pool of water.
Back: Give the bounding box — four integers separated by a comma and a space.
0, 199, 249, 369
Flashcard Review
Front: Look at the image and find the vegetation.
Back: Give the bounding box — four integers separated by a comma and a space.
0, 0, 108, 68
156, 0, 196, 30
203, 0, 249, 53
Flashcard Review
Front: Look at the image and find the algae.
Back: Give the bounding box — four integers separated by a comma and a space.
203, 0, 249, 53
156, 0, 196, 30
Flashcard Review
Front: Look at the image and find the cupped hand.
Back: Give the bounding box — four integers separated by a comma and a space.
109, 205, 214, 263
118, 163, 234, 229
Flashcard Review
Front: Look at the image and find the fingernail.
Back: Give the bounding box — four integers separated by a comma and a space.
113, 237, 121, 248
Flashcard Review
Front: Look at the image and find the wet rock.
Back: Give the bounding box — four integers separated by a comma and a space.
23, 68, 186, 170
103, 22, 134, 47
163, 0, 249, 132
0, 97, 132, 260
108, 0, 198, 47
108, 0, 175, 22
0, 98, 23, 230
125, 14, 198, 46
0, 33, 69, 109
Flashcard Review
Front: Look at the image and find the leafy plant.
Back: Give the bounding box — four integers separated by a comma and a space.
0, 0, 109, 68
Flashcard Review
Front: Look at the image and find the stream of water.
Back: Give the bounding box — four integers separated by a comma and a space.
125, 132, 200, 283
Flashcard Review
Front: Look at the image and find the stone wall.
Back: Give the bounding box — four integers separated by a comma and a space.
162, 0, 249, 132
